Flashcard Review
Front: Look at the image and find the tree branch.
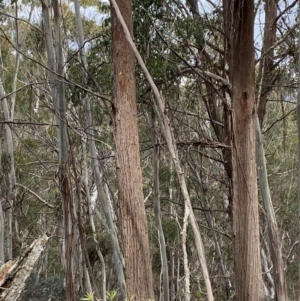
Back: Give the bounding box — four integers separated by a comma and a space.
16, 183, 56, 209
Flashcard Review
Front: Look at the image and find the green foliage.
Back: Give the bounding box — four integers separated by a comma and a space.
106, 290, 117, 301
81, 292, 96, 301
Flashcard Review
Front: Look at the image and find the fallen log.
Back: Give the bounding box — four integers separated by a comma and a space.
0, 235, 49, 301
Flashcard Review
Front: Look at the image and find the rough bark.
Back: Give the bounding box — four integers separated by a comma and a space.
228, 0, 263, 299
111, 0, 155, 299
110, 1, 214, 300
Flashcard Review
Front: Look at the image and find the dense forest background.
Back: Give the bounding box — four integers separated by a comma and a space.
0, 0, 299, 300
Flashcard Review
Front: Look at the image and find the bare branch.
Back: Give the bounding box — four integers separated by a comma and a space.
16, 183, 56, 209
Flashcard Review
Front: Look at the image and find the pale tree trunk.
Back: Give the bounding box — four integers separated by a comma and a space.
53, 1, 75, 300
170, 249, 175, 301
261, 246, 275, 299
227, 0, 263, 299
82, 139, 103, 300
41, 0, 61, 149
110, 1, 213, 300
72, 166, 93, 295
255, 2, 288, 299
256, 117, 288, 301
10, 0, 34, 118
152, 114, 170, 301
73, 0, 126, 298
41, 0, 67, 272
182, 203, 191, 301
0, 80, 14, 261
111, 1, 155, 299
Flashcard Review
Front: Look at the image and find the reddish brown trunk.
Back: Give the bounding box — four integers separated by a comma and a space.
111, 1, 154, 300
229, 0, 263, 299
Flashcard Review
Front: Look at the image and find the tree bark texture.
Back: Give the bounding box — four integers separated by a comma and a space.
111, 0, 155, 299
110, 1, 214, 299
229, 0, 263, 300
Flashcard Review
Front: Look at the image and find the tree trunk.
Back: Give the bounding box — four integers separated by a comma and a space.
53, 1, 75, 300
111, 0, 155, 299
110, 1, 214, 300
0, 80, 14, 261
228, 0, 263, 299
256, 117, 288, 301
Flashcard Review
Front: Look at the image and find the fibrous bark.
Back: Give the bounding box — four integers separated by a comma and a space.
110, 1, 214, 300
111, 0, 155, 299
227, 0, 263, 299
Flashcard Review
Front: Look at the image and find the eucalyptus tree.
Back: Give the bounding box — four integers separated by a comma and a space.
111, 0, 155, 299
41, 0, 76, 298
53, 0, 75, 299
111, 1, 214, 300
224, 0, 263, 299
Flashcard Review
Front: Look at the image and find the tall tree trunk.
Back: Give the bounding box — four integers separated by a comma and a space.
256, 114, 287, 301
0, 80, 14, 261
82, 138, 103, 300
53, 1, 75, 300
254, 2, 288, 299
110, 1, 214, 300
111, 0, 155, 299
228, 0, 263, 299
